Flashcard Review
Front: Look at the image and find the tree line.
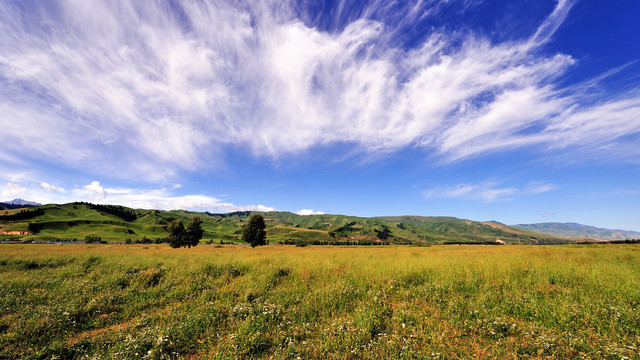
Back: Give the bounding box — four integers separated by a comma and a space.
0, 208, 45, 221
75, 202, 139, 222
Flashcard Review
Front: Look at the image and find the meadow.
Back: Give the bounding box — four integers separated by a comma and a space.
1, 244, 639, 359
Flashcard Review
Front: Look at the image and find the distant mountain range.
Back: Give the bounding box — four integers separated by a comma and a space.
512, 222, 640, 241
0, 198, 42, 209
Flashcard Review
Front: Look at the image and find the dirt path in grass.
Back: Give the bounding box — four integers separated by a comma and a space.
67, 321, 133, 345
66, 304, 175, 346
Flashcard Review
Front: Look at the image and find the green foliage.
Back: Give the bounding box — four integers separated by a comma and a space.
0, 208, 44, 221
84, 235, 103, 244
184, 216, 204, 248
167, 220, 186, 248
167, 217, 204, 248
242, 214, 267, 247
375, 225, 391, 240
82, 202, 138, 222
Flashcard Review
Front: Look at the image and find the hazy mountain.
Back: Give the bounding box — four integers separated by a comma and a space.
0, 198, 42, 209
512, 222, 640, 241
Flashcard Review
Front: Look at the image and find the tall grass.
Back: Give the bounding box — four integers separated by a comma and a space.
0, 244, 638, 359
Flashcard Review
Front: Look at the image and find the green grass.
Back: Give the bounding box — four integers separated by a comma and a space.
1, 244, 638, 359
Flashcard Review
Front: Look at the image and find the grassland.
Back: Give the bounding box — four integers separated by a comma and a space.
1, 244, 639, 359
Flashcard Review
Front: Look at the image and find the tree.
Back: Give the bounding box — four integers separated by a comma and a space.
167, 219, 186, 248
242, 214, 267, 247
184, 216, 204, 248
375, 226, 391, 240
168, 217, 204, 248
84, 235, 102, 244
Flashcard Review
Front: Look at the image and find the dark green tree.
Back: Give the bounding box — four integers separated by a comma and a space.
167, 219, 186, 248
167, 217, 204, 248
375, 226, 391, 240
242, 214, 267, 247
184, 216, 204, 248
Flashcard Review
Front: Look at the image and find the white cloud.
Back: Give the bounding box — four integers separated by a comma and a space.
0, 176, 72, 205
41, 182, 65, 193
296, 209, 325, 216
423, 180, 556, 202
540, 211, 556, 217
1, 178, 274, 213
80, 181, 108, 201
72, 182, 274, 212
1, 182, 27, 198
0, 0, 638, 179
107, 189, 276, 213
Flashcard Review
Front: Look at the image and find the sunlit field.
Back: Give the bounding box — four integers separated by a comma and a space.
1, 244, 639, 359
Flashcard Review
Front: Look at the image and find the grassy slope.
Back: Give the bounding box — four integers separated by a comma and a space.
0, 203, 568, 244
0, 244, 638, 359
375, 216, 560, 244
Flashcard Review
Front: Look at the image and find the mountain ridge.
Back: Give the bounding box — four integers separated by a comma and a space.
0, 202, 570, 245
512, 222, 640, 241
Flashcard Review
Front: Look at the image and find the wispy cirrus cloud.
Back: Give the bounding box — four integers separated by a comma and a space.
423, 181, 556, 203
1, 0, 639, 181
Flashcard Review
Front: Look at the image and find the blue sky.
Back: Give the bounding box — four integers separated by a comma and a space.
1, 0, 640, 230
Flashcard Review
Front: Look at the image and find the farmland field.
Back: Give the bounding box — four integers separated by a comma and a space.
1, 244, 639, 359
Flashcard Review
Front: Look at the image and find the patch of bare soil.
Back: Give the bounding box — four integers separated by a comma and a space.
482, 222, 522, 234
0, 230, 31, 235
66, 305, 175, 346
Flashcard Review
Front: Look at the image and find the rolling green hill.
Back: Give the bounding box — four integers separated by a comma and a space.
0, 202, 569, 244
